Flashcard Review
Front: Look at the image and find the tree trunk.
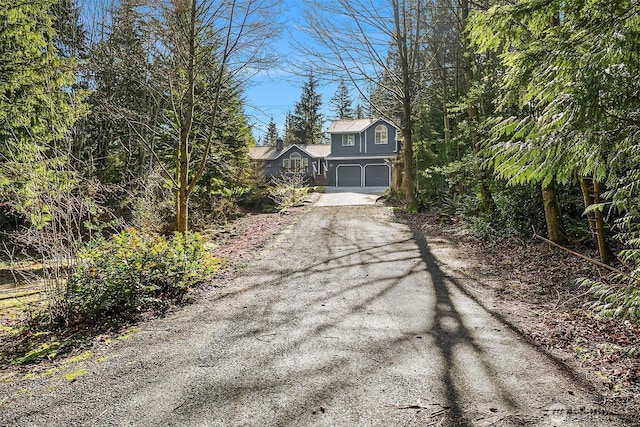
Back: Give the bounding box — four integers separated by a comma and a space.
392, 159, 403, 193
176, 0, 198, 233
177, 186, 188, 233
401, 119, 418, 211
542, 181, 566, 244
579, 176, 611, 263
441, 66, 451, 163
461, 0, 492, 212
593, 180, 611, 264
579, 175, 597, 243
392, 0, 418, 211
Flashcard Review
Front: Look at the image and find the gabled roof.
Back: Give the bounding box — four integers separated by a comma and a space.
248, 143, 331, 161
326, 118, 397, 134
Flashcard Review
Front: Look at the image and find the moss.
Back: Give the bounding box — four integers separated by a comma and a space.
2, 373, 16, 383
41, 368, 58, 378
67, 351, 92, 363
13, 337, 62, 365
64, 368, 86, 382
117, 327, 141, 340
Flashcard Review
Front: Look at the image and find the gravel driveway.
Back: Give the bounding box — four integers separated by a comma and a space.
315, 186, 386, 206
0, 204, 632, 426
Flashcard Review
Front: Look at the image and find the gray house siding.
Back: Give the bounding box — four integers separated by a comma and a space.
329, 119, 397, 158
330, 133, 364, 157
260, 146, 314, 180
327, 159, 391, 187
363, 121, 397, 156
326, 119, 396, 187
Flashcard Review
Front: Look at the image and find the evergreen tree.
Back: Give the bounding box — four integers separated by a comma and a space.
0, 0, 85, 224
354, 103, 366, 119
196, 79, 255, 220
84, 0, 157, 184
329, 78, 354, 119
292, 72, 324, 144
264, 117, 278, 146
50, 0, 86, 58
283, 111, 296, 144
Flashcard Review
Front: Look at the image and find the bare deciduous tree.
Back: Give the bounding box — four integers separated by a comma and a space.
301, 0, 430, 210
152, 0, 281, 232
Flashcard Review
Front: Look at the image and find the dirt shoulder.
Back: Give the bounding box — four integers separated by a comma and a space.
397, 210, 640, 418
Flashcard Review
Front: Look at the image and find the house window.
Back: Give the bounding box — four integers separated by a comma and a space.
342, 134, 355, 146
283, 152, 308, 172
375, 124, 388, 144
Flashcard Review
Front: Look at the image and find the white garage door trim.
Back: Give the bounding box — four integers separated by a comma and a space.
364, 163, 391, 187
336, 164, 363, 187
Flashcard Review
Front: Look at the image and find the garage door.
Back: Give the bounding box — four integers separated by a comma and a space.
365, 164, 390, 186
337, 165, 362, 186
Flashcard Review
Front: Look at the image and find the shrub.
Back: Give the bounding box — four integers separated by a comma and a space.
66, 228, 218, 321
582, 215, 640, 323
268, 173, 309, 213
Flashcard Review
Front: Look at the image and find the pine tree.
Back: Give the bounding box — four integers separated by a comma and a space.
264, 117, 278, 146
292, 72, 324, 145
329, 78, 354, 119
354, 103, 366, 119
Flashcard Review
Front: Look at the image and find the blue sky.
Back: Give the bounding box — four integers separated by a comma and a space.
79, 0, 350, 144
242, 1, 338, 144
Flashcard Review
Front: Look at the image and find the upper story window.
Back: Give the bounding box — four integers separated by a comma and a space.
375, 124, 388, 144
283, 152, 308, 172
342, 134, 355, 146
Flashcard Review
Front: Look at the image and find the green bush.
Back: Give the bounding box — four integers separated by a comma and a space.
582, 278, 640, 321
66, 228, 218, 321
582, 215, 640, 323
268, 173, 309, 212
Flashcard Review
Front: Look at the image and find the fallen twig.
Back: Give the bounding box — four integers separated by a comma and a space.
395, 402, 450, 410
532, 227, 639, 286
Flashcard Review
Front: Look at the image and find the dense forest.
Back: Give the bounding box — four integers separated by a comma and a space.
1, 0, 640, 324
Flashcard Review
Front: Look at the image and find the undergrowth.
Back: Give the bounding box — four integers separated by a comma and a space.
268, 173, 309, 213
65, 228, 219, 322
0, 229, 218, 367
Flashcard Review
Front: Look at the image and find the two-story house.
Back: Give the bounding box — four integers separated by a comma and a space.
249, 118, 398, 187
326, 118, 398, 187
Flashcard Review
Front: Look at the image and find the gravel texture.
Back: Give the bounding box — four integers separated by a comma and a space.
0, 201, 637, 426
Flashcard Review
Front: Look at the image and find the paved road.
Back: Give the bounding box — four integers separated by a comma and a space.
1, 205, 632, 426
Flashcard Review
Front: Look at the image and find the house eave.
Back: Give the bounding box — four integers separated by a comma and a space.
326, 155, 397, 161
